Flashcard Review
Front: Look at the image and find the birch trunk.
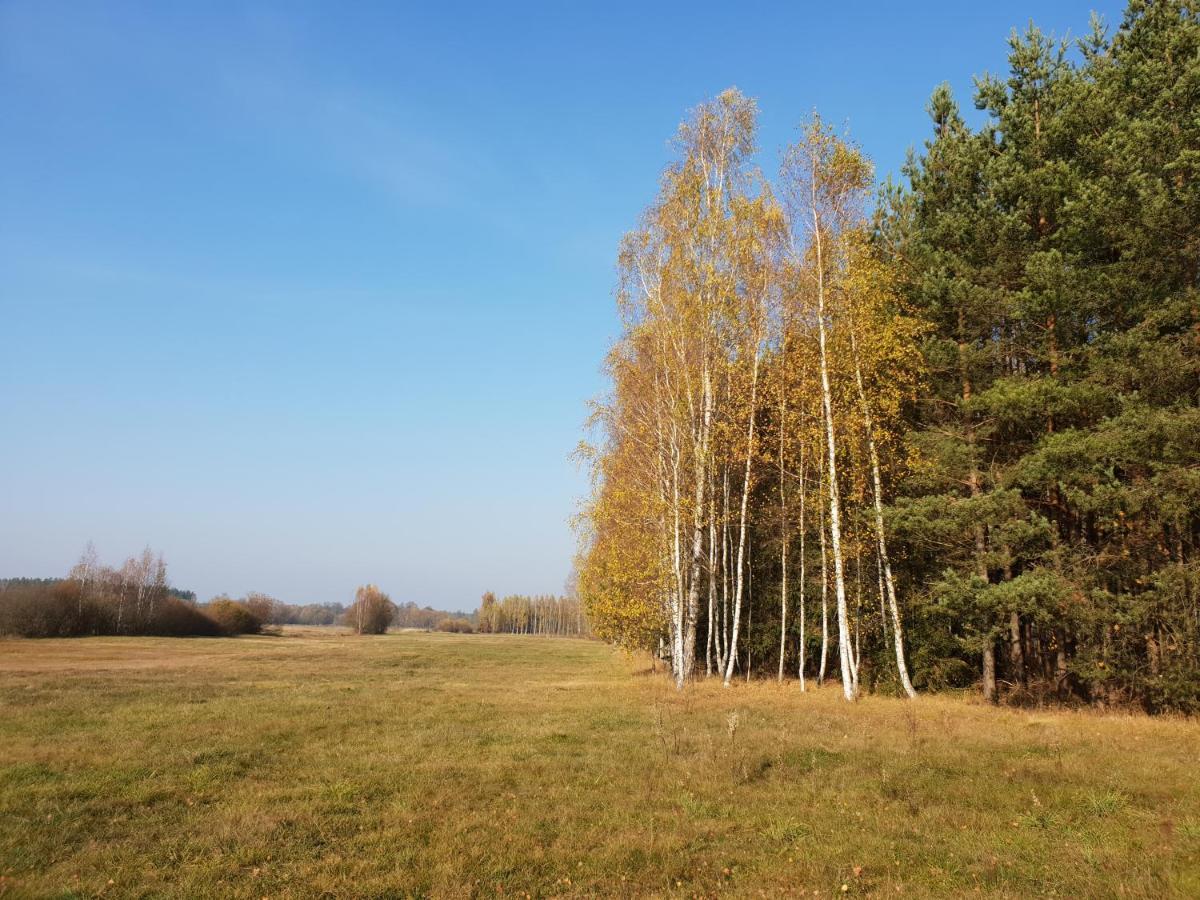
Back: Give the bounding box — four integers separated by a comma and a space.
680, 366, 714, 684
797, 449, 808, 691
852, 549, 862, 695
669, 420, 686, 688
777, 390, 789, 682
722, 344, 761, 688
811, 198, 855, 701
707, 507, 716, 677
718, 473, 726, 670
847, 325, 916, 696
818, 497, 829, 686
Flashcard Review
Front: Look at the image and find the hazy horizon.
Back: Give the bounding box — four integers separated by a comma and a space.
0, 0, 1120, 606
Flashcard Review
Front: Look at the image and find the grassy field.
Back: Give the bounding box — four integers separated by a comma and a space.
1, 630, 1198, 898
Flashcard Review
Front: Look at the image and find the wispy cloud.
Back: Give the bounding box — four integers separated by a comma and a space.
2, 1, 528, 236
217, 59, 489, 213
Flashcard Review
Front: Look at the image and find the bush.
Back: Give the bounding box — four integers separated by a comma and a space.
436, 616, 475, 634
0, 581, 225, 638
0, 581, 86, 637
204, 598, 263, 635
241, 592, 285, 625
147, 598, 223, 636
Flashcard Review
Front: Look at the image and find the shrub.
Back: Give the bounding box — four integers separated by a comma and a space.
204, 597, 263, 635
148, 598, 223, 636
436, 617, 475, 634
241, 592, 284, 625
0, 580, 224, 638
0, 581, 86, 637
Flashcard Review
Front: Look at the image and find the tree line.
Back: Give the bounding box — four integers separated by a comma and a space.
476, 592, 590, 636
576, 0, 1199, 711
0, 544, 217, 637
0, 546, 474, 639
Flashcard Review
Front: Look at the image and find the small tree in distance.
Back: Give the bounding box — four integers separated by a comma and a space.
346, 584, 396, 635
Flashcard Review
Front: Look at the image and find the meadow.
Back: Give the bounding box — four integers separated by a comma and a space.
1, 630, 1198, 898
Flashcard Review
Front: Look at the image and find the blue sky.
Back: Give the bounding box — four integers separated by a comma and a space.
0, 0, 1122, 607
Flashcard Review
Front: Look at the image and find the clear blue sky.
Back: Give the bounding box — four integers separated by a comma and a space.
1, 0, 1121, 607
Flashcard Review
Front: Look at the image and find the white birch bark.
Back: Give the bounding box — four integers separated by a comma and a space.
722, 342, 761, 687
680, 366, 714, 683
811, 186, 856, 701
847, 325, 917, 697
818, 494, 829, 686
777, 388, 789, 682
707, 507, 716, 677
797, 449, 808, 691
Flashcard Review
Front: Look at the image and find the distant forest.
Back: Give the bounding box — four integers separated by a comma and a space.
576, 1, 1199, 712
476, 591, 590, 636
0, 547, 476, 638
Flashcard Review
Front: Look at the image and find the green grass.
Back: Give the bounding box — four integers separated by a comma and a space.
1, 629, 1198, 897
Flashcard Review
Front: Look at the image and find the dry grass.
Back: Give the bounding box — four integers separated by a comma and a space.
1, 629, 1198, 898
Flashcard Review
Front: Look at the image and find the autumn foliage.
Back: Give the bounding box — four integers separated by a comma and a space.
578, 0, 1200, 712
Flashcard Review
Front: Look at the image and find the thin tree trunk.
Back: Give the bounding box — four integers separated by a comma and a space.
976, 528, 994, 703
653, 369, 684, 686
1055, 629, 1069, 698
876, 545, 888, 646
847, 324, 916, 697
810, 197, 855, 701
818, 500, 829, 686
778, 385, 789, 682
1010, 610, 1024, 686
719, 468, 731, 672
852, 547, 862, 695
798, 449, 808, 691
745, 546, 754, 683
723, 341, 762, 688
983, 642, 997, 704
681, 366, 714, 684
669, 426, 686, 688
707, 496, 717, 677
